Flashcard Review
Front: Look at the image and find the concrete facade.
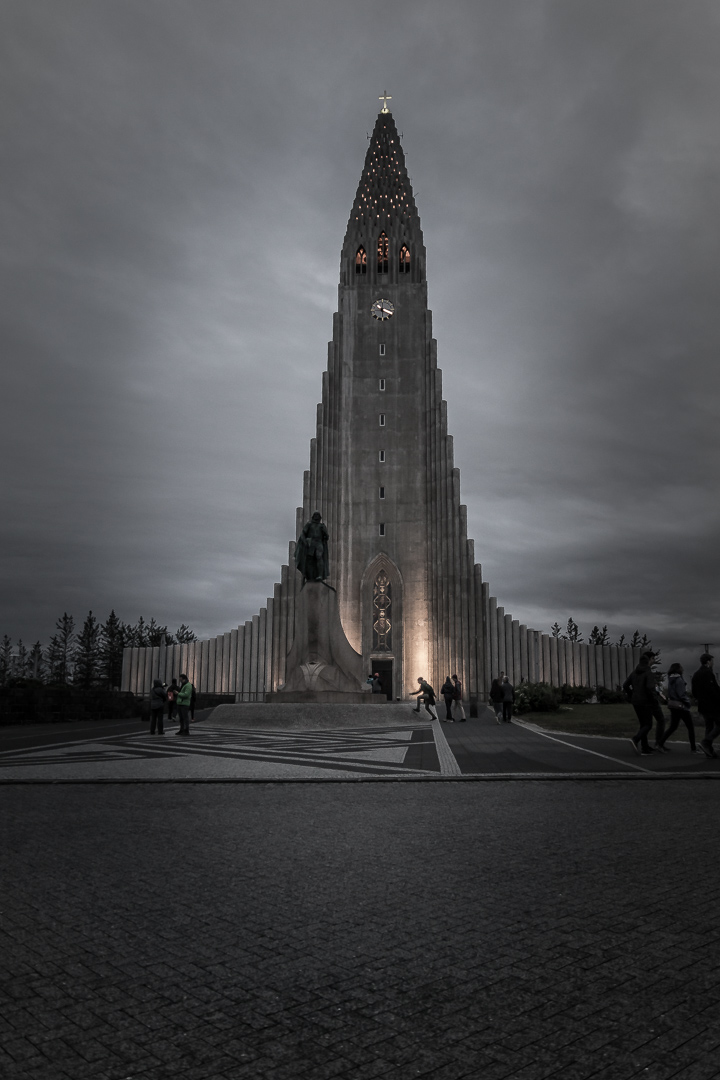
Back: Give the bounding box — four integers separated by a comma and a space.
122, 108, 636, 704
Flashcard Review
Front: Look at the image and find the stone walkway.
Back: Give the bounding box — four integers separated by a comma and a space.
0, 705, 717, 782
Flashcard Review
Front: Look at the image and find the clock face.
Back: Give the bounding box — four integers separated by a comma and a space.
371, 298, 395, 321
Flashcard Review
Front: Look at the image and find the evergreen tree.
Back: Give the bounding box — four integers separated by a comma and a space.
45, 613, 75, 684
99, 610, 126, 689
131, 616, 149, 648
0, 635, 13, 687
588, 625, 610, 646
73, 611, 101, 689
28, 641, 45, 681
146, 619, 170, 647
175, 624, 197, 643
551, 622, 562, 638
614, 634, 626, 648
566, 618, 583, 642
12, 639, 29, 680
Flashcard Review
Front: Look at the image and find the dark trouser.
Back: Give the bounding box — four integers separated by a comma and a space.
492, 702, 503, 721
177, 705, 190, 732
502, 701, 513, 722
632, 704, 654, 752
660, 708, 695, 750
651, 701, 666, 747
167, 703, 176, 721
443, 694, 454, 719
701, 713, 720, 746
150, 708, 164, 734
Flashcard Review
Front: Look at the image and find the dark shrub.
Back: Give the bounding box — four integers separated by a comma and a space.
596, 686, 627, 704
560, 684, 594, 704
514, 681, 561, 714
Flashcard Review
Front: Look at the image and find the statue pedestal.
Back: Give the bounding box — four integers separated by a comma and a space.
267, 581, 383, 704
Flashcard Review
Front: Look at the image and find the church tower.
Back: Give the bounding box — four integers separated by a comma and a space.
297, 105, 484, 702
122, 103, 640, 705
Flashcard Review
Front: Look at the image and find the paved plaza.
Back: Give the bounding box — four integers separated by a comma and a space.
1, 709, 719, 1080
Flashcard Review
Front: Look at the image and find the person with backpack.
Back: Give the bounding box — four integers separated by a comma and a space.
624, 651, 661, 755
500, 675, 515, 723
411, 677, 438, 720
452, 674, 466, 722
175, 673, 194, 736
149, 679, 167, 735
691, 652, 720, 759
441, 676, 455, 721
656, 663, 702, 754
489, 671, 505, 724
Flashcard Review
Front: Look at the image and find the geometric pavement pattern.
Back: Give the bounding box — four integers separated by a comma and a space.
0, 725, 442, 779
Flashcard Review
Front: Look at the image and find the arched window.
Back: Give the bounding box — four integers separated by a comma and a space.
355, 247, 367, 274
373, 570, 392, 651
399, 245, 410, 274
377, 233, 388, 274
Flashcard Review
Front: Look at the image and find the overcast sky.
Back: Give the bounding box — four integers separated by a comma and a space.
2, 0, 719, 667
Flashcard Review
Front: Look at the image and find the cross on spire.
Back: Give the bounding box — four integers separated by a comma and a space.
379, 91, 392, 113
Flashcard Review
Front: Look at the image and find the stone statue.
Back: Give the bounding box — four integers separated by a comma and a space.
295, 511, 330, 583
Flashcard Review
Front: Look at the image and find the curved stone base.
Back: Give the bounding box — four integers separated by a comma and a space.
266, 690, 387, 704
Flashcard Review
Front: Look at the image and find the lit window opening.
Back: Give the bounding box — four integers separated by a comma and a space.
379, 379, 385, 391
379, 450, 385, 462
379, 344, 385, 356
379, 414, 385, 427
377, 233, 389, 274
355, 247, 367, 275
399, 245, 410, 273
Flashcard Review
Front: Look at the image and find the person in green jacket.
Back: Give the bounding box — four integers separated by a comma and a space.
175, 674, 193, 736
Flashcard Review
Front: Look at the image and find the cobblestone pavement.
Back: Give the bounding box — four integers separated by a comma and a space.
2, 781, 719, 1080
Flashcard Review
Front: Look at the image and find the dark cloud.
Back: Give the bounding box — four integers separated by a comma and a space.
1, 0, 718, 666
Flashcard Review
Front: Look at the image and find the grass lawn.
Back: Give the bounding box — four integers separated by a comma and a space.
516, 702, 696, 742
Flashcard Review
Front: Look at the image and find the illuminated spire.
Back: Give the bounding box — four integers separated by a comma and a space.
345, 110, 420, 238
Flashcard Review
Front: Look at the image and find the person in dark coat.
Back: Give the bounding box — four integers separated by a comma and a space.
490, 671, 505, 724
371, 672, 384, 695
657, 663, 701, 754
411, 677, 437, 720
691, 653, 720, 759
149, 679, 167, 735
441, 676, 455, 721
452, 674, 466, 722
190, 683, 197, 721
501, 676, 514, 723
624, 652, 660, 755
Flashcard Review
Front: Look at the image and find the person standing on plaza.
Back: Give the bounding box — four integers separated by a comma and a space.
501, 675, 514, 723
452, 674, 466, 722
691, 653, 720, 759
624, 651, 660, 755
490, 671, 505, 724
175, 673, 193, 736
149, 679, 167, 735
441, 676, 455, 721
411, 677, 438, 720
190, 682, 197, 722
166, 677, 180, 723
657, 663, 702, 754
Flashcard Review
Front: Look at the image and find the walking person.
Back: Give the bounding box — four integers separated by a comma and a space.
650, 669, 668, 751
490, 671, 505, 724
441, 676, 455, 721
501, 675, 514, 723
175, 673, 193, 736
149, 679, 167, 735
190, 682, 197, 722
657, 663, 702, 754
452, 674, 466, 722
411, 677, 438, 720
624, 651, 660, 755
166, 677, 180, 724
691, 653, 720, 759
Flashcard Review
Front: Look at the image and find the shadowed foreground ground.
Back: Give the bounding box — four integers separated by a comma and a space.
1, 782, 718, 1079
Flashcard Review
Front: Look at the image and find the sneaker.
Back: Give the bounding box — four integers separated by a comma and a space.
629, 738, 641, 756
653, 744, 668, 753
640, 748, 655, 756
699, 742, 717, 759
691, 747, 704, 755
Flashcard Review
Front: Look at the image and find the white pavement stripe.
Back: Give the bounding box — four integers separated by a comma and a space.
519, 724, 652, 773
431, 717, 462, 775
